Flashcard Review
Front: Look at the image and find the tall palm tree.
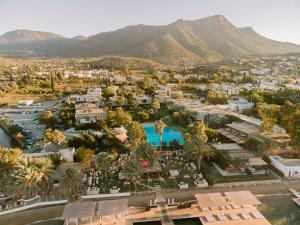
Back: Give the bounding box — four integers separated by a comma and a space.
155, 120, 166, 151
184, 135, 215, 171
61, 168, 85, 201
96, 152, 115, 180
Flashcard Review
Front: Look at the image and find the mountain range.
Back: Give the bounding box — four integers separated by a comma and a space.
0, 15, 299, 65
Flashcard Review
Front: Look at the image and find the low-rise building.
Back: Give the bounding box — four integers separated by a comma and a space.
269, 156, 300, 179
75, 108, 107, 124
228, 97, 254, 112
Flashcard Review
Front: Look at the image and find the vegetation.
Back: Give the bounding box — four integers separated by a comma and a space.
184, 121, 215, 170
61, 168, 85, 201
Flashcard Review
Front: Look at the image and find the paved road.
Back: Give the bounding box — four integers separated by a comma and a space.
128, 180, 300, 207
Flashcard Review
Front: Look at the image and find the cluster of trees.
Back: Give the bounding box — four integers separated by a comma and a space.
257, 100, 300, 155
184, 121, 215, 170
0, 146, 88, 201
0, 147, 53, 199
59, 103, 75, 128
39, 111, 57, 128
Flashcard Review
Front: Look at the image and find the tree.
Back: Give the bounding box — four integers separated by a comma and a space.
205, 128, 219, 142
184, 121, 215, 170
76, 147, 94, 169
155, 120, 166, 151
122, 160, 141, 190
39, 111, 56, 128
257, 103, 280, 132
136, 111, 149, 122
50, 71, 56, 92
136, 142, 157, 166
0, 147, 22, 178
14, 157, 53, 197
126, 122, 146, 152
259, 140, 276, 157
61, 168, 85, 201
96, 152, 115, 180
151, 98, 160, 112
290, 113, 300, 154
108, 107, 132, 127
44, 129, 65, 144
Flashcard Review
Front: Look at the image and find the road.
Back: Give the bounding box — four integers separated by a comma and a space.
128, 180, 300, 207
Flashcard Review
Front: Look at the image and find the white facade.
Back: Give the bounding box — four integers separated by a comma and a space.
269, 156, 300, 179
228, 97, 254, 112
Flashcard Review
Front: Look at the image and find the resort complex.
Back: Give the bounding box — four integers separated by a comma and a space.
1, 2, 300, 225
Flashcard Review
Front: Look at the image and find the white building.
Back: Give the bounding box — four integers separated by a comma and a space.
269, 156, 300, 179
228, 97, 254, 112
134, 95, 152, 105
87, 87, 102, 98
75, 108, 107, 124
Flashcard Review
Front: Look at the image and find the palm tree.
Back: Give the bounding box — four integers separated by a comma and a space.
61, 168, 85, 201
96, 152, 115, 180
13, 157, 53, 197
155, 120, 166, 151
184, 121, 214, 171
185, 135, 215, 171
123, 160, 141, 191
0, 147, 22, 177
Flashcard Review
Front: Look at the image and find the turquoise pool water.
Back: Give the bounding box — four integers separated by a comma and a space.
143, 124, 184, 146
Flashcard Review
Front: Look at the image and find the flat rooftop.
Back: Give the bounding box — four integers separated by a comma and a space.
271, 156, 300, 167
224, 191, 262, 206
226, 122, 259, 135
213, 143, 243, 151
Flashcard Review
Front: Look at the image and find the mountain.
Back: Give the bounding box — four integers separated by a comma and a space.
0, 30, 64, 44
0, 15, 299, 65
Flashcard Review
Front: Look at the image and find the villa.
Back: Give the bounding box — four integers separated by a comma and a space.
75, 107, 107, 124
133, 95, 152, 105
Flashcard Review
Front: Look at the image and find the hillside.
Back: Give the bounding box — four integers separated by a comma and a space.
0, 30, 64, 44
0, 15, 299, 65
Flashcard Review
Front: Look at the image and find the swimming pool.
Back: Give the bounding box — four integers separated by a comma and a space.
143, 124, 184, 146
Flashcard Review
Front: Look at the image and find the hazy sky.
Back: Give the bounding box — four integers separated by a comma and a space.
1, 0, 300, 44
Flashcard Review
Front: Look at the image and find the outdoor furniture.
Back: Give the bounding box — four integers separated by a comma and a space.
110, 187, 120, 194
179, 182, 188, 190
229, 213, 240, 220
169, 169, 179, 177
87, 187, 99, 195
217, 214, 226, 221
190, 163, 197, 170
183, 174, 190, 180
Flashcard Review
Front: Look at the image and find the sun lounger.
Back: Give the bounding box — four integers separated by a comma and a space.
171, 198, 175, 205
229, 213, 240, 220
252, 211, 263, 219
217, 214, 226, 221
205, 215, 216, 222
199, 206, 209, 211
241, 212, 251, 220
231, 203, 241, 209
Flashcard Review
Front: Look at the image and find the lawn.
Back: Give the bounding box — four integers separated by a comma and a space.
258, 194, 300, 225
201, 162, 278, 185
0, 205, 65, 225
